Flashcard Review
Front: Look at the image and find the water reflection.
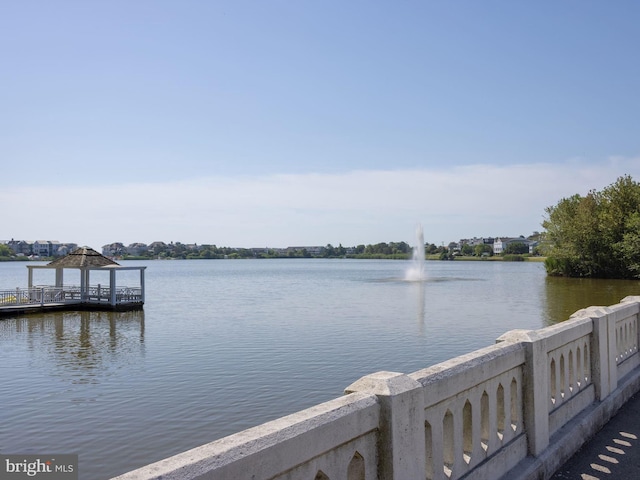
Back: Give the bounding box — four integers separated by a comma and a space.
3, 259, 639, 480
544, 276, 640, 326
411, 281, 426, 334
1, 310, 145, 383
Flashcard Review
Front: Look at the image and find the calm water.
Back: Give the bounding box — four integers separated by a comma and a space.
1, 259, 639, 479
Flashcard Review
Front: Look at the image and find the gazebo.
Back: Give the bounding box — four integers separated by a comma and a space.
25, 247, 147, 310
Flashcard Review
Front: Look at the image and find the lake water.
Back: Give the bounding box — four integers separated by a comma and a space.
1, 259, 639, 479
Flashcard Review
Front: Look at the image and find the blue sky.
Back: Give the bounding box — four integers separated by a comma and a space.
2, 1, 639, 248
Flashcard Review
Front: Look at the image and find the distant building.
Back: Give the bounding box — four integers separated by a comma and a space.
33, 240, 68, 257
7, 240, 32, 255
102, 242, 126, 257
460, 237, 494, 247
148, 241, 168, 254
493, 237, 533, 255
61, 243, 78, 255
286, 246, 324, 256
5, 240, 75, 257
126, 243, 149, 256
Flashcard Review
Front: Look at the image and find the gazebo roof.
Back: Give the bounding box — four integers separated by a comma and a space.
46, 247, 120, 269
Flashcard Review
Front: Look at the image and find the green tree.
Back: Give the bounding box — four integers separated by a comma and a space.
426, 243, 438, 254
504, 242, 529, 255
474, 244, 493, 257
460, 244, 474, 256
0, 244, 13, 257
323, 244, 336, 257
619, 212, 640, 277
543, 175, 640, 278
439, 250, 453, 260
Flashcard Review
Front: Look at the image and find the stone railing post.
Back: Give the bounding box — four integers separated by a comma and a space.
497, 330, 549, 456
572, 307, 614, 400
621, 295, 640, 360
345, 371, 426, 480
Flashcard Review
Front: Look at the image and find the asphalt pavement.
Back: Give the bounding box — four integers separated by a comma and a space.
550, 391, 640, 479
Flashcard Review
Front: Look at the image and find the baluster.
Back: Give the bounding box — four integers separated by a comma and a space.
568, 348, 575, 395
559, 353, 566, 403
471, 392, 485, 465
443, 409, 454, 478
485, 386, 498, 455
510, 376, 520, 433
427, 410, 445, 480
549, 355, 557, 409
583, 341, 590, 385
502, 378, 513, 443
425, 420, 434, 480
453, 401, 466, 477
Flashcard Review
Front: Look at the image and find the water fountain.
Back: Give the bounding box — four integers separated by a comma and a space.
405, 224, 426, 281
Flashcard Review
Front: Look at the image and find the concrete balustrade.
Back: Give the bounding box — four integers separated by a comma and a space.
408, 341, 527, 480
112, 297, 640, 480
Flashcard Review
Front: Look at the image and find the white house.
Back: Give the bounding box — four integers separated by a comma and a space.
493, 237, 533, 254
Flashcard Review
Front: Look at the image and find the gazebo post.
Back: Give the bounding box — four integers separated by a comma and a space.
28, 266, 33, 288
55, 268, 63, 288
140, 269, 145, 303
110, 268, 117, 306
81, 268, 87, 301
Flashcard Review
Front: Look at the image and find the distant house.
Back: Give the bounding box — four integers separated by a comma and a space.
102, 242, 125, 257
148, 241, 168, 255
460, 237, 494, 247
32, 240, 63, 257
32, 240, 50, 257
126, 243, 149, 256
19, 241, 34, 255
5, 239, 74, 256
55, 243, 78, 257
493, 237, 533, 255
286, 246, 324, 256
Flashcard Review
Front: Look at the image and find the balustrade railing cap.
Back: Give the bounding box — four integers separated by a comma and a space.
569, 306, 611, 319
344, 371, 421, 396
496, 329, 537, 343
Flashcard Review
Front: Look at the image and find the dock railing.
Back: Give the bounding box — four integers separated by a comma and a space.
0, 285, 143, 307
113, 297, 640, 480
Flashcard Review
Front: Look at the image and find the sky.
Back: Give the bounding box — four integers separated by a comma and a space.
2, 1, 639, 249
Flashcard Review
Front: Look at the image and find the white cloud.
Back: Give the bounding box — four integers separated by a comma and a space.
3, 157, 640, 248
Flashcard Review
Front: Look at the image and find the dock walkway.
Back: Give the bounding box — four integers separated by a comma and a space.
551, 391, 640, 479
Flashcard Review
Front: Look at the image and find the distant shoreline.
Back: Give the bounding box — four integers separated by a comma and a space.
0, 255, 546, 262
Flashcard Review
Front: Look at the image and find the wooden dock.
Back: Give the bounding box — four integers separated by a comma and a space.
0, 285, 144, 318
1, 247, 146, 318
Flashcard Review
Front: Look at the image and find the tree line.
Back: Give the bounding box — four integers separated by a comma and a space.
6, 175, 639, 278
543, 175, 640, 278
